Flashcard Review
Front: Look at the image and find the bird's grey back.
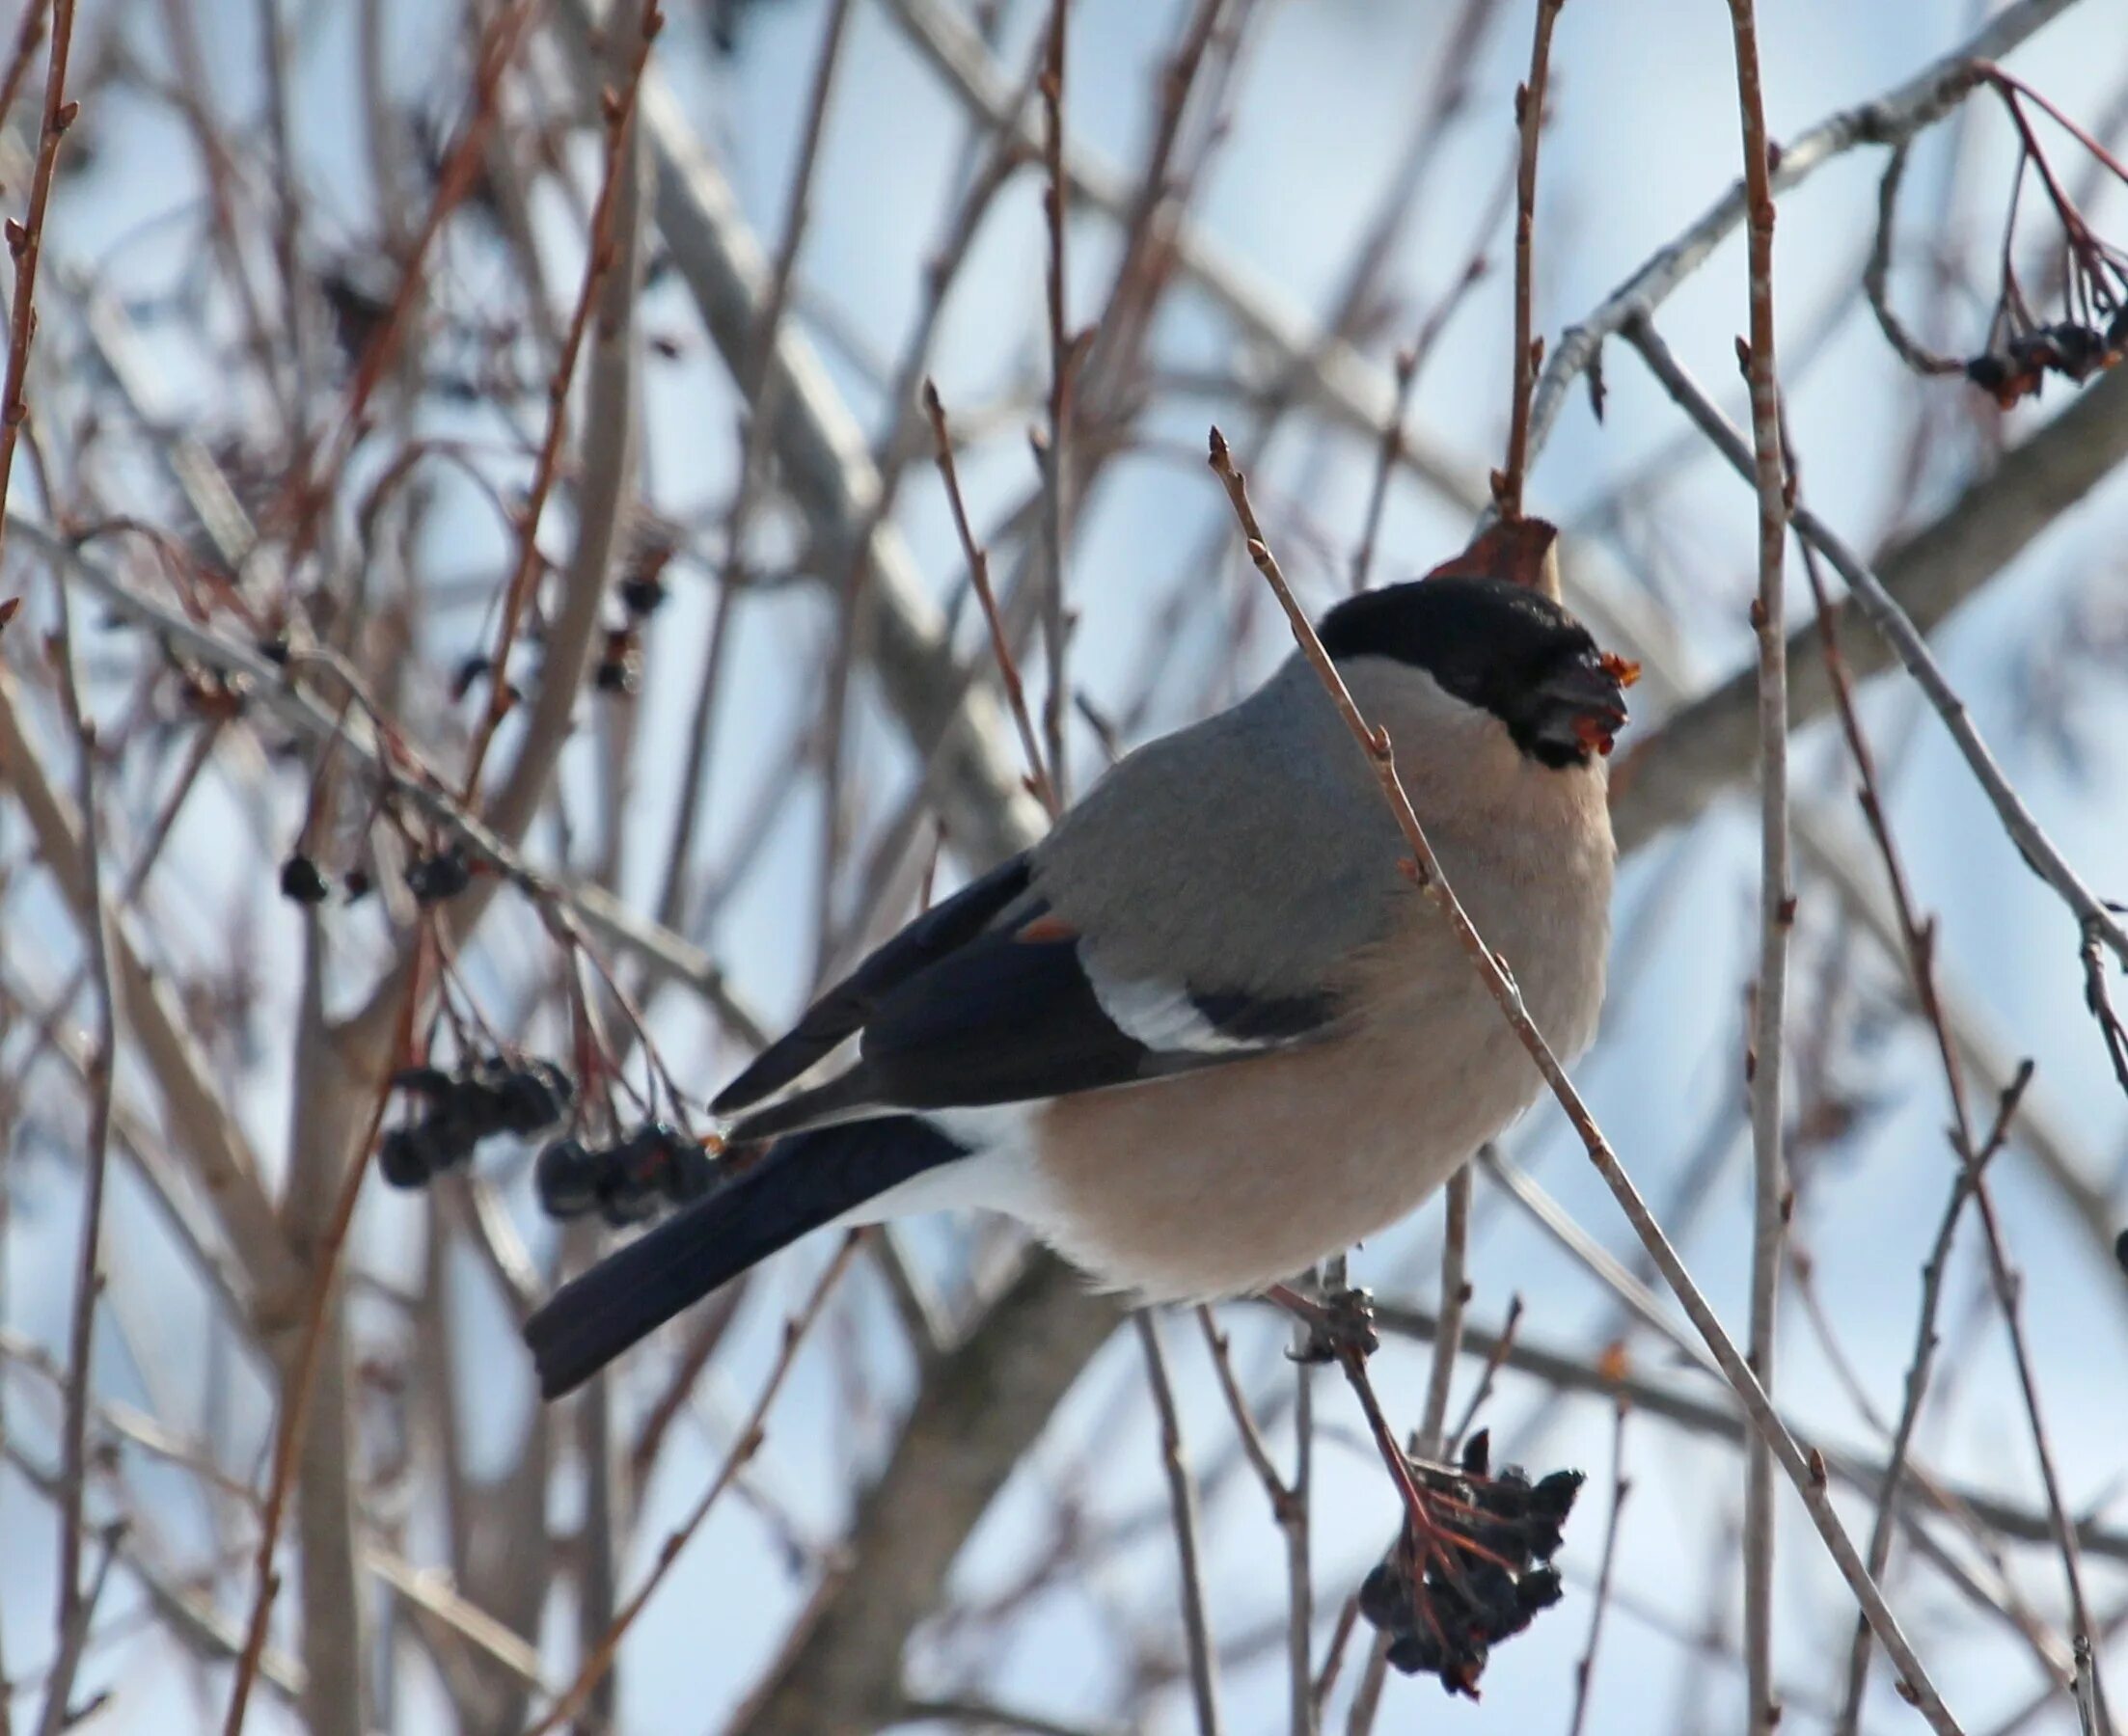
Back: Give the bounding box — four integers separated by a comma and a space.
1030, 659, 1407, 996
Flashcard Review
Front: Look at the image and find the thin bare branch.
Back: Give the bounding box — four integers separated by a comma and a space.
1494, 0, 1561, 522
1723, 6, 1792, 1728
1135, 1312, 1223, 1736
0, 0, 75, 570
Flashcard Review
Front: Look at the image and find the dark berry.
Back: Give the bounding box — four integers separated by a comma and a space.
594, 648, 642, 694
613, 1122, 692, 1185
1384, 1630, 1442, 1676
1530, 1470, 1585, 1525
415, 1103, 482, 1170
1358, 1560, 1412, 1633
599, 1184, 659, 1228
391, 1065, 457, 1099
1460, 1429, 1491, 1478
320, 270, 392, 364
406, 848, 472, 904
618, 571, 668, 616
1517, 1567, 1564, 1614
535, 1138, 601, 1217
280, 854, 329, 906
450, 654, 492, 701
378, 1126, 432, 1188
661, 1141, 717, 1204
2048, 322, 2106, 379
1457, 1560, 1520, 1632
491, 1060, 573, 1134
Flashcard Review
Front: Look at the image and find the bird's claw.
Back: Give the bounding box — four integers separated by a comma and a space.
1278, 1282, 1379, 1364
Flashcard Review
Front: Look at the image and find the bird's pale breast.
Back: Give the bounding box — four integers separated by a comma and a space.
1033, 713, 1613, 1302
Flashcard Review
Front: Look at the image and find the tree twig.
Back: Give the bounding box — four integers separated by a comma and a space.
0, 0, 74, 571
1197, 1307, 1312, 1734
1417, 1170, 1470, 1456
925, 380, 1058, 815
1618, 320, 2128, 984
522, 1235, 862, 1734
1565, 1402, 1630, 1736
1135, 1312, 1223, 1736
35, 448, 116, 1736
1722, 5, 1792, 1728
1525, 0, 2086, 467
459, 0, 663, 800
1494, 0, 1561, 522
220, 959, 425, 1736
1036, 0, 1074, 801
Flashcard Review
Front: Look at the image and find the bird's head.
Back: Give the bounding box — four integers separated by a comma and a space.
1317, 573, 1639, 770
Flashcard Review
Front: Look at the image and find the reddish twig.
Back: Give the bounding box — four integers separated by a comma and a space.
271, 0, 542, 583
1865, 142, 1967, 377
1492, 0, 1562, 523
924, 379, 1059, 816
1350, 240, 1496, 593
0, 0, 49, 143
1446, 1293, 1523, 1455
1035, 0, 1074, 801
460, 0, 665, 800
222, 958, 428, 1736
0, 0, 75, 573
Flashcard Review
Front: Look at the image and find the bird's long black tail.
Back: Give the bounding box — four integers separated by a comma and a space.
525, 1115, 969, 1399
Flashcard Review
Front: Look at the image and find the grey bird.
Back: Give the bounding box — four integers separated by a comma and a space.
525, 572, 1630, 1398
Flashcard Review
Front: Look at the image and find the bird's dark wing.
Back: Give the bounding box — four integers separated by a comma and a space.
859, 931, 1342, 1108
723, 910, 1344, 1143
712, 854, 1037, 1116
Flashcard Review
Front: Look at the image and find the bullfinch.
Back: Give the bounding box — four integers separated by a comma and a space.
526, 572, 1628, 1398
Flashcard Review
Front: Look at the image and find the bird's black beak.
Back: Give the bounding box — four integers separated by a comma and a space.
1529, 648, 1637, 759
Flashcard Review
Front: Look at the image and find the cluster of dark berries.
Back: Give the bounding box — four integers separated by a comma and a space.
1966, 312, 2127, 408
534, 1124, 715, 1226
1355, 1430, 1582, 1698
280, 846, 470, 908
594, 624, 644, 694
378, 1057, 575, 1188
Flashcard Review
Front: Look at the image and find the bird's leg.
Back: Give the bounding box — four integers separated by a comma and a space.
1268, 1280, 1464, 1570
1328, 1327, 1461, 1565
1267, 1280, 1379, 1363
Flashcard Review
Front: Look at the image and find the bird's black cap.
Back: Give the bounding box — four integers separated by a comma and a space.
1318, 575, 1630, 769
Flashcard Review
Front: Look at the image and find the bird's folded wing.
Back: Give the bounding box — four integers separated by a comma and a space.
720, 899, 1346, 1143
712, 853, 1038, 1115
858, 924, 1342, 1109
